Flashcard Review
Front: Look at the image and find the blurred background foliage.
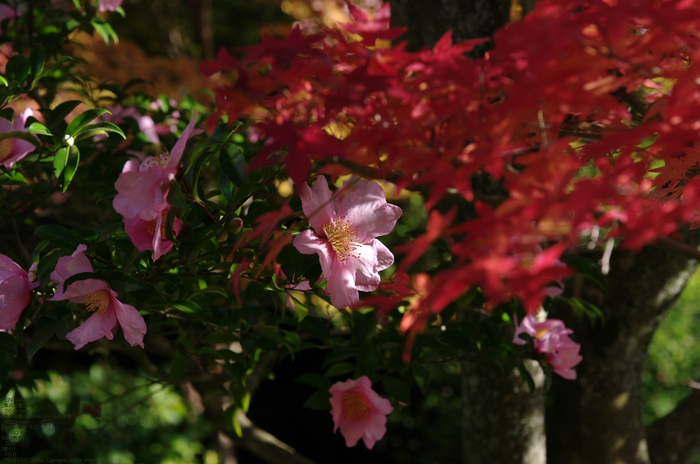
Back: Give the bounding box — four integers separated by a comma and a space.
644, 270, 700, 425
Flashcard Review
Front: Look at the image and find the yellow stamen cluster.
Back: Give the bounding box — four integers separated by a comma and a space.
534, 329, 550, 340
342, 391, 371, 419
324, 216, 363, 262
140, 152, 171, 171
146, 210, 169, 240
0, 139, 15, 161
81, 290, 110, 314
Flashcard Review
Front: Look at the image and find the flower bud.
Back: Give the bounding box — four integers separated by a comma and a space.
228, 217, 244, 235
216, 229, 229, 242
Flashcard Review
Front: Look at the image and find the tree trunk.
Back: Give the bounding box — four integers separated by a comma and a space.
461, 358, 546, 464
548, 235, 700, 464
388, 0, 512, 51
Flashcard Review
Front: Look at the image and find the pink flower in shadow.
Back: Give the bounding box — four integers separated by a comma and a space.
98, 0, 122, 12
293, 176, 402, 309
329, 376, 394, 449
513, 314, 582, 380
123, 208, 183, 261
113, 114, 201, 221
0, 255, 38, 330
50, 245, 147, 350
0, 109, 37, 168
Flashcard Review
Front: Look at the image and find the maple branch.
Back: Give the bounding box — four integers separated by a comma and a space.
646, 388, 700, 464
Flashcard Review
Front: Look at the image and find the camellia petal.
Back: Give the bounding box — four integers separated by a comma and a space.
123, 208, 183, 261
353, 240, 394, 292
66, 309, 118, 350
337, 181, 402, 241
0, 109, 38, 168
325, 259, 359, 309
113, 169, 171, 221
98, 0, 123, 12
293, 176, 402, 309
112, 298, 147, 348
0, 274, 31, 330
512, 314, 582, 379
167, 114, 203, 168
51, 245, 147, 350
293, 229, 334, 272
298, 175, 336, 236
50, 244, 92, 300
113, 113, 200, 221
329, 376, 393, 449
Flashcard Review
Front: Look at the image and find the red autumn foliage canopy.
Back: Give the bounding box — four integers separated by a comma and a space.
202, 0, 700, 344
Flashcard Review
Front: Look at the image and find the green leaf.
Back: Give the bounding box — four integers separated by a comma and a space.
0, 75, 7, 86
61, 145, 80, 192
27, 121, 52, 136
106, 271, 148, 293
91, 17, 119, 44
0, 171, 28, 185
169, 350, 186, 384
48, 101, 82, 127
42, 56, 77, 77
171, 300, 202, 314
517, 364, 536, 393
0, 332, 18, 357
164, 207, 179, 243
303, 389, 332, 411
413, 365, 431, 394
227, 407, 243, 437
27, 317, 65, 364
53, 146, 68, 178
74, 121, 126, 141
6, 55, 30, 84
240, 391, 252, 413
167, 181, 188, 209
290, 296, 309, 322
34, 224, 81, 250
219, 145, 246, 187
226, 176, 241, 209
0, 130, 40, 148
29, 44, 45, 88
325, 362, 355, 377
231, 182, 266, 210
278, 245, 321, 290
66, 108, 110, 136
382, 376, 411, 405
63, 271, 101, 292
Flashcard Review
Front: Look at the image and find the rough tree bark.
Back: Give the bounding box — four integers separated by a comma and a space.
388, 0, 511, 52
461, 357, 546, 464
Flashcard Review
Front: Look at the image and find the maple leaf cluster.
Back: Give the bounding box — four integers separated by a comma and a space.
201, 0, 700, 344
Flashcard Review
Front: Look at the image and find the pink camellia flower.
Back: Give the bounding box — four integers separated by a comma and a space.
50, 245, 147, 350
293, 176, 402, 309
113, 114, 201, 221
513, 314, 583, 380
329, 376, 394, 449
0, 255, 38, 330
98, 0, 122, 12
0, 109, 37, 168
123, 208, 183, 261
